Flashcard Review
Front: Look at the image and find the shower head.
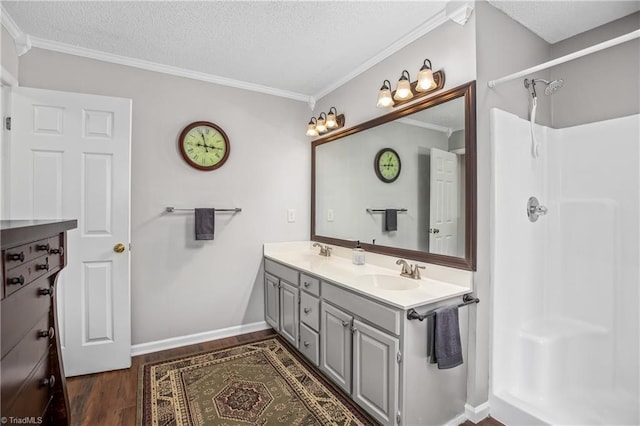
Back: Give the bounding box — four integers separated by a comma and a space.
544, 79, 564, 95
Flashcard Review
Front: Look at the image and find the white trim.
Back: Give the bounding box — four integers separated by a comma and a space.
443, 412, 469, 426
130, 321, 271, 357
488, 29, 640, 88
396, 117, 452, 135
28, 36, 312, 103
446, 1, 475, 26
312, 8, 450, 101
451, 147, 466, 155
1, 66, 19, 87
465, 401, 491, 424
0, 5, 22, 39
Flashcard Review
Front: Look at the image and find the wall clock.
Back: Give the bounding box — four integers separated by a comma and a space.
374, 148, 401, 183
178, 121, 230, 170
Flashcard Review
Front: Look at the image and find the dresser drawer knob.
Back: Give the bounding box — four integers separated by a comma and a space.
49, 247, 64, 255
39, 287, 53, 296
7, 275, 25, 285
303, 308, 311, 314
304, 281, 311, 288
36, 243, 50, 252
35, 262, 50, 271
38, 327, 55, 339
6, 251, 25, 262
303, 341, 310, 347
40, 375, 56, 388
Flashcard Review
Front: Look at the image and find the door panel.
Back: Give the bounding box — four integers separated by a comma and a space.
279, 281, 298, 348
9, 87, 131, 375
352, 319, 399, 426
320, 301, 352, 393
429, 148, 459, 256
264, 274, 280, 331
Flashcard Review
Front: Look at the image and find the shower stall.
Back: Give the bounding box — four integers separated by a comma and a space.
490, 102, 639, 425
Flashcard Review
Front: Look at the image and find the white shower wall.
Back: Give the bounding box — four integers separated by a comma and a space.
491, 108, 639, 425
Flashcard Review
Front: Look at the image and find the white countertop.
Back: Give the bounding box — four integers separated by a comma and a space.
263, 241, 473, 310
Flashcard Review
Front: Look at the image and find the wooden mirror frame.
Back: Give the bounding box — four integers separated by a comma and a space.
311, 81, 476, 270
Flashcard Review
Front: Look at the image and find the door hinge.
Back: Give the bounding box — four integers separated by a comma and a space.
396, 411, 401, 424
396, 351, 402, 363
5, 116, 11, 130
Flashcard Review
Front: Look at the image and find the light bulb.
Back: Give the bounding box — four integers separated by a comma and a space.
316, 115, 327, 133
376, 80, 394, 108
306, 118, 318, 137
416, 65, 434, 92
326, 111, 338, 129
393, 71, 413, 101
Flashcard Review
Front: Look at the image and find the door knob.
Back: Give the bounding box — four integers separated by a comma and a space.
113, 243, 126, 253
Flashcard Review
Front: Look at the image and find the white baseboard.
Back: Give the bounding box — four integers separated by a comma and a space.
131, 321, 271, 356
465, 401, 491, 424
444, 412, 468, 426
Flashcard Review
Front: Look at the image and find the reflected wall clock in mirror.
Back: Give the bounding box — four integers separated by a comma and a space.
374, 147, 401, 183
178, 121, 230, 170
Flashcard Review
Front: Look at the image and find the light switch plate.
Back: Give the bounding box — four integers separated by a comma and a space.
287, 209, 296, 223
327, 209, 334, 222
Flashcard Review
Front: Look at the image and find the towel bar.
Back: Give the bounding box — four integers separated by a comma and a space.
407, 294, 479, 321
366, 208, 408, 213
165, 207, 242, 213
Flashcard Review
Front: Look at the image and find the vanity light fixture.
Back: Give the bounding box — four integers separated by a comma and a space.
376, 80, 394, 108
305, 108, 345, 137
376, 59, 445, 108
306, 117, 319, 137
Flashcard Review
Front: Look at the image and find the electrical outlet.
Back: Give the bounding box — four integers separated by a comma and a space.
327, 209, 334, 222
287, 209, 296, 223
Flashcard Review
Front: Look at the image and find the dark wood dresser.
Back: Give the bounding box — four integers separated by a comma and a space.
1, 220, 77, 425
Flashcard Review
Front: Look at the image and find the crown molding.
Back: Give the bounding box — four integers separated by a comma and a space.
446, 1, 474, 26
1, 6, 31, 56
30, 36, 311, 103
312, 7, 450, 101
396, 117, 452, 135
1, 65, 19, 87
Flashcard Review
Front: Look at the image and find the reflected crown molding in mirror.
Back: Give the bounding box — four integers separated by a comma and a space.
312, 81, 476, 271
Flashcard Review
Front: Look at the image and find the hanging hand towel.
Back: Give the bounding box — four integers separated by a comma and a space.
195, 208, 215, 240
433, 306, 463, 369
385, 209, 398, 231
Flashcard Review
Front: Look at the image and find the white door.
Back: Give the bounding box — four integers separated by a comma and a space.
429, 148, 459, 256
9, 86, 132, 376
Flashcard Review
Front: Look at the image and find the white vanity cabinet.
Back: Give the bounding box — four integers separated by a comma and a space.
264, 259, 299, 348
320, 302, 353, 393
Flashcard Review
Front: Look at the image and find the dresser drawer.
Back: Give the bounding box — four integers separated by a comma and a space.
4, 238, 50, 269
1, 278, 52, 358
299, 323, 319, 366
300, 273, 320, 296
1, 352, 52, 420
1, 313, 51, 409
4, 256, 52, 297
300, 292, 320, 332
264, 258, 299, 286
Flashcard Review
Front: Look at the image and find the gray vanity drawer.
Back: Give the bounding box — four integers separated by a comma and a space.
300, 273, 320, 296
264, 258, 299, 286
323, 282, 401, 335
299, 323, 319, 366
300, 292, 320, 331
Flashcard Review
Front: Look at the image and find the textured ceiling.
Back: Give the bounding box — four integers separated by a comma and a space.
4, 1, 638, 101
488, 0, 640, 44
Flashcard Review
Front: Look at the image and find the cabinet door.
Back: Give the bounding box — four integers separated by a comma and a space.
320, 302, 352, 393
352, 319, 399, 426
264, 274, 280, 331
279, 281, 299, 348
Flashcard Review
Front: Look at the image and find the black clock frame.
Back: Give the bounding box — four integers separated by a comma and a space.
178, 121, 230, 171
374, 147, 401, 183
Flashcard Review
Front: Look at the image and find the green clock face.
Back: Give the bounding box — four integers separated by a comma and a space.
374, 148, 401, 183
179, 121, 230, 170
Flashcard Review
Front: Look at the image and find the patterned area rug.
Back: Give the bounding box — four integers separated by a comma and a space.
137, 336, 375, 425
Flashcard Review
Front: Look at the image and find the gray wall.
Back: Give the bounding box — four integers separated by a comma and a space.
19, 48, 310, 345
472, 0, 552, 408
550, 12, 640, 128
1, 27, 19, 80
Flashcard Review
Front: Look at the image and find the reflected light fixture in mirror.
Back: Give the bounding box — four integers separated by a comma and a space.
377, 58, 445, 108
305, 108, 346, 137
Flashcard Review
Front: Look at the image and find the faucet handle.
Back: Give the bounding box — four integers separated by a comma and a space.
411, 264, 426, 279
324, 246, 332, 256
396, 259, 411, 275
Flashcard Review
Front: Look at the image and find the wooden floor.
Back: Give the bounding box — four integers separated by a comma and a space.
66, 328, 277, 425
67, 328, 504, 426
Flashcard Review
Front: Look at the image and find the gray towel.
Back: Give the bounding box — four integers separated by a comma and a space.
429, 306, 463, 369
195, 208, 215, 240
385, 209, 398, 231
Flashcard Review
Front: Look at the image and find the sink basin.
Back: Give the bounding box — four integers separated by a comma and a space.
355, 274, 420, 291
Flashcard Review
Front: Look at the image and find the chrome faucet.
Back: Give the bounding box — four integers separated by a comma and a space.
312, 243, 332, 257
396, 259, 425, 279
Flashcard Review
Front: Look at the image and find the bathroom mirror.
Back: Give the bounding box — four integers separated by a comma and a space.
312, 81, 476, 270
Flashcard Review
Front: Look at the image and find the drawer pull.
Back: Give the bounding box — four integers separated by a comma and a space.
304, 281, 311, 287
303, 308, 311, 314
36, 243, 50, 252
6, 251, 25, 262
38, 327, 55, 339
342, 321, 349, 327
7, 275, 25, 285
303, 341, 310, 348
39, 288, 53, 296
49, 247, 64, 255
40, 375, 56, 388
35, 262, 50, 271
